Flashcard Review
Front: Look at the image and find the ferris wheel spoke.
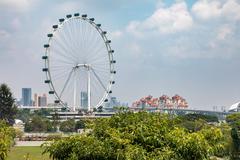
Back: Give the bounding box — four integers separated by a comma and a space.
52, 38, 78, 62
51, 69, 72, 80
90, 55, 108, 64
71, 19, 82, 58
87, 42, 105, 62
65, 19, 78, 58
50, 56, 75, 66
59, 69, 74, 98
90, 68, 108, 92
85, 28, 101, 59
58, 25, 79, 61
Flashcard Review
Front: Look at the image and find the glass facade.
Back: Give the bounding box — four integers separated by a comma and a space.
22, 88, 32, 106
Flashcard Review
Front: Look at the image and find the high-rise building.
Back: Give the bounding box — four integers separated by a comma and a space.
33, 93, 38, 107
38, 94, 47, 106
22, 88, 32, 106
81, 91, 88, 109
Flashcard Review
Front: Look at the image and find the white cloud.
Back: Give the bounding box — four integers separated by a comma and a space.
222, 0, 240, 20
127, 1, 193, 35
0, 0, 37, 12
110, 31, 123, 40
217, 25, 233, 40
192, 0, 240, 21
192, 0, 222, 19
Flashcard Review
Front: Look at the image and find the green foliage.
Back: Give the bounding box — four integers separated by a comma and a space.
75, 120, 86, 130
16, 109, 30, 123
24, 115, 56, 132
226, 113, 240, 159
227, 113, 240, 129
59, 119, 76, 133
43, 112, 228, 160
0, 120, 15, 160
179, 113, 218, 123
0, 83, 17, 125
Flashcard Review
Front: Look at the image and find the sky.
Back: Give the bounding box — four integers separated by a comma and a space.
0, 0, 240, 110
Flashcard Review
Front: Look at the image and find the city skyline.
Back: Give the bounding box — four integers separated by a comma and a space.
1, 0, 240, 110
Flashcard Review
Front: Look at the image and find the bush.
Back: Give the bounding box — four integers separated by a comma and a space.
59, 119, 76, 133
24, 116, 56, 133
43, 112, 228, 160
0, 120, 15, 160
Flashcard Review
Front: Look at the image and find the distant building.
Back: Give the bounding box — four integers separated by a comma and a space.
33, 93, 38, 106
22, 88, 32, 106
132, 94, 188, 109
38, 94, 47, 106
81, 91, 88, 109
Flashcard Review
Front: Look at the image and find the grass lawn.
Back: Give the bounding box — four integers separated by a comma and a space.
7, 146, 51, 160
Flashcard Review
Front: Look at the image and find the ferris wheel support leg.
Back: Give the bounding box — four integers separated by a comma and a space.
73, 71, 77, 112
87, 68, 91, 112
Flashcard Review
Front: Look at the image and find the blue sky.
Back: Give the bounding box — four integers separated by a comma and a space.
0, 0, 240, 110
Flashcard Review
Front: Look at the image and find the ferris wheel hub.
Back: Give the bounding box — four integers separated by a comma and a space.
74, 63, 91, 69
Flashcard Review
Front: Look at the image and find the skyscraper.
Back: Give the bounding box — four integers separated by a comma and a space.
81, 91, 88, 109
22, 88, 32, 106
38, 94, 47, 106
34, 93, 38, 107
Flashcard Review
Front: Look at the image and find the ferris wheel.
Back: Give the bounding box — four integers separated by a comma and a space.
42, 13, 116, 112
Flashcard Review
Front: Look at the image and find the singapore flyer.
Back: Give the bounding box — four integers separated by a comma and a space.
42, 13, 116, 112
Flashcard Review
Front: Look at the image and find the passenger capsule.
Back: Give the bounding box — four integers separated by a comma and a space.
66, 14, 72, 18
47, 33, 53, 38
109, 50, 114, 53
104, 99, 108, 102
44, 80, 51, 83
49, 91, 55, 94
89, 18, 95, 21
106, 40, 111, 43
52, 25, 58, 29
111, 71, 116, 74
102, 31, 107, 34
74, 13, 80, 17
110, 60, 116, 64
96, 24, 101, 27
54, 100, 60, 103
44, 44, 50, 48
82, 14, 87, 18
42, 68, 48, 72
42, 56, 48, 60
59, 18, 65, 22
110, 81, 115, 84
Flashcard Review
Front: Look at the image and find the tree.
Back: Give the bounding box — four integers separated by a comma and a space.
227, 113, 240, 159
59, 119, 76, 132
24, 115, 55, 132
0, 84, 17, 125
75, 119, 86, 130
